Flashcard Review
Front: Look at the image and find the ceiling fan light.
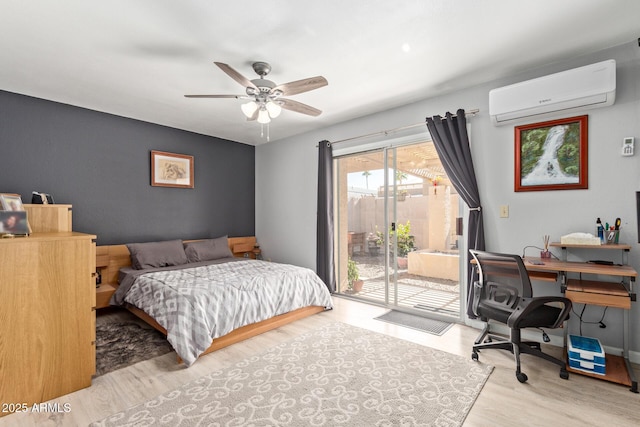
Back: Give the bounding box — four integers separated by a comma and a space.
266, 101, 282, 118
257, 108, 271, 124
241, 101, 258, 118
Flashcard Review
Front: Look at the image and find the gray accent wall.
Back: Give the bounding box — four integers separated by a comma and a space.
0, 90, 255, 245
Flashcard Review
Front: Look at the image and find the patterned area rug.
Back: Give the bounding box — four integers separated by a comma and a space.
95, 315, 174, 377
91, 322, 492, 426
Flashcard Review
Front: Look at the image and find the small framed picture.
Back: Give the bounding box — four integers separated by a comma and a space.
151, 150, 194, 189
0, 194, 30, 235
0, 193, 25, 211
0, 211, 29, 235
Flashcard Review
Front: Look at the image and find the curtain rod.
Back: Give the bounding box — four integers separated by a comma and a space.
327, 108, 479, 146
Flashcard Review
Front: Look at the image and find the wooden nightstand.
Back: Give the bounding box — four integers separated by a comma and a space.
230, 236, 259, 258
252, 245, 262, 259
95, 251, 117, 309
96, 283, 117, 309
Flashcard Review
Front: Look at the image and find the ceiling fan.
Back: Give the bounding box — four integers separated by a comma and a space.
185, 61, 328, 124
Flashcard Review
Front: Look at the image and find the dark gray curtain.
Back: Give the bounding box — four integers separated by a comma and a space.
426, 109, 485, 318
317, 140, 336, 292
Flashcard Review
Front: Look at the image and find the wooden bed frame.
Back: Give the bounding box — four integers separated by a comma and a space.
95, 236, 327, 363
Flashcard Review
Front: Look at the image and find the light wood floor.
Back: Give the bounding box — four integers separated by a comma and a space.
2, 297, 638, 426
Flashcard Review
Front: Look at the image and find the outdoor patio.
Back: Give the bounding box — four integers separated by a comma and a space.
337, 141, 462, 319
346, 254, 460, 318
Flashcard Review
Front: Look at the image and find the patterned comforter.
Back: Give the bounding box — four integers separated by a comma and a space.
113, 259, 333, 366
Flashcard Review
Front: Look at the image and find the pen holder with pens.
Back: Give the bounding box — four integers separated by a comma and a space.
597, 227, 620, 244
597, 217, 621, 244
540, 250, 551, 258
604, 229, 620, 245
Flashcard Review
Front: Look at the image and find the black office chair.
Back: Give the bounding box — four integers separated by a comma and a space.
469, 250, 572, 383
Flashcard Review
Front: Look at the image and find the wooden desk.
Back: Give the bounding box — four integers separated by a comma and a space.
520, 251, 637, 392
523, 256, 637, 280
472, 256, 637, 283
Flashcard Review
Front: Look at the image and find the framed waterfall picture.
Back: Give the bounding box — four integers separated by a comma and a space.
151, 150, 194, 189
514, 115, 588, 192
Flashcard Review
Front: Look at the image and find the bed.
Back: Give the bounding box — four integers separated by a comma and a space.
101, 236, 333, 366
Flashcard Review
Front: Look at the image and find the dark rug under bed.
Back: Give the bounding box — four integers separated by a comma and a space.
95, 316, 174, 377
374, 310, 453, 336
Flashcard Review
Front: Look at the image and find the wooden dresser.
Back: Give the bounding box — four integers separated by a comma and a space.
0, 205, 96, 416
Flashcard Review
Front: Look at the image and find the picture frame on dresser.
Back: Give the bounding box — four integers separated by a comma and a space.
0, 193, 31, 234
0, 211, 29, 235
151, 150, 194, 189
0, 193, 25, 211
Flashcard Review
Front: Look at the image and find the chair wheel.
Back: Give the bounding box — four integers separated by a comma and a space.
560, 369, 569, 380
471, 351, 479, 361
516, 372, 528, 383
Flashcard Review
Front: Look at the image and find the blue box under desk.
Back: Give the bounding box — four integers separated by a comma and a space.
568, 358, 606, 375
568, 335, 606, 375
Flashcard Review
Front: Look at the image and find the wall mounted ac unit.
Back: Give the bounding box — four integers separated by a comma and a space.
489, 59, 616, 126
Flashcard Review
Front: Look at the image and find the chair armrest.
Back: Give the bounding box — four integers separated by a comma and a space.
470, 280, 483, 318
507, 296, 572, 329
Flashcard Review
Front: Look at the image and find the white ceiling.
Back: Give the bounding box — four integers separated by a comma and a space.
1, 1, 639, 145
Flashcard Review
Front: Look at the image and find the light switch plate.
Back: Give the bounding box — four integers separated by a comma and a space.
622, 137, 634, 156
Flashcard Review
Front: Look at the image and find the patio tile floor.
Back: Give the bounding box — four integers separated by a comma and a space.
346, 255, 461, 318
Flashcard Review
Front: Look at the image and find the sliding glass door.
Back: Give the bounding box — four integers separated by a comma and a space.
335, 141, 461, 320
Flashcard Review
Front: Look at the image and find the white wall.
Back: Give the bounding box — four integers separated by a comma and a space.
256, 40, 640, 353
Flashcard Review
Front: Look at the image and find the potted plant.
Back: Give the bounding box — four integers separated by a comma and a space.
390, 221, 415, 269
367, 232, 380, 256
347, 258, 364, 293
375, 227, 384, 247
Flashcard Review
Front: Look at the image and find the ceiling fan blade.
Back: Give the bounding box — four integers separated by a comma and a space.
214, 62, 258, 90
279, 98, 322, 116
184, 94, 242, 98
273, 76, 327, 96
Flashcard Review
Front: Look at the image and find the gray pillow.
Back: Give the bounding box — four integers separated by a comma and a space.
127, 239, 188, 270
184, 236, 233, 262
